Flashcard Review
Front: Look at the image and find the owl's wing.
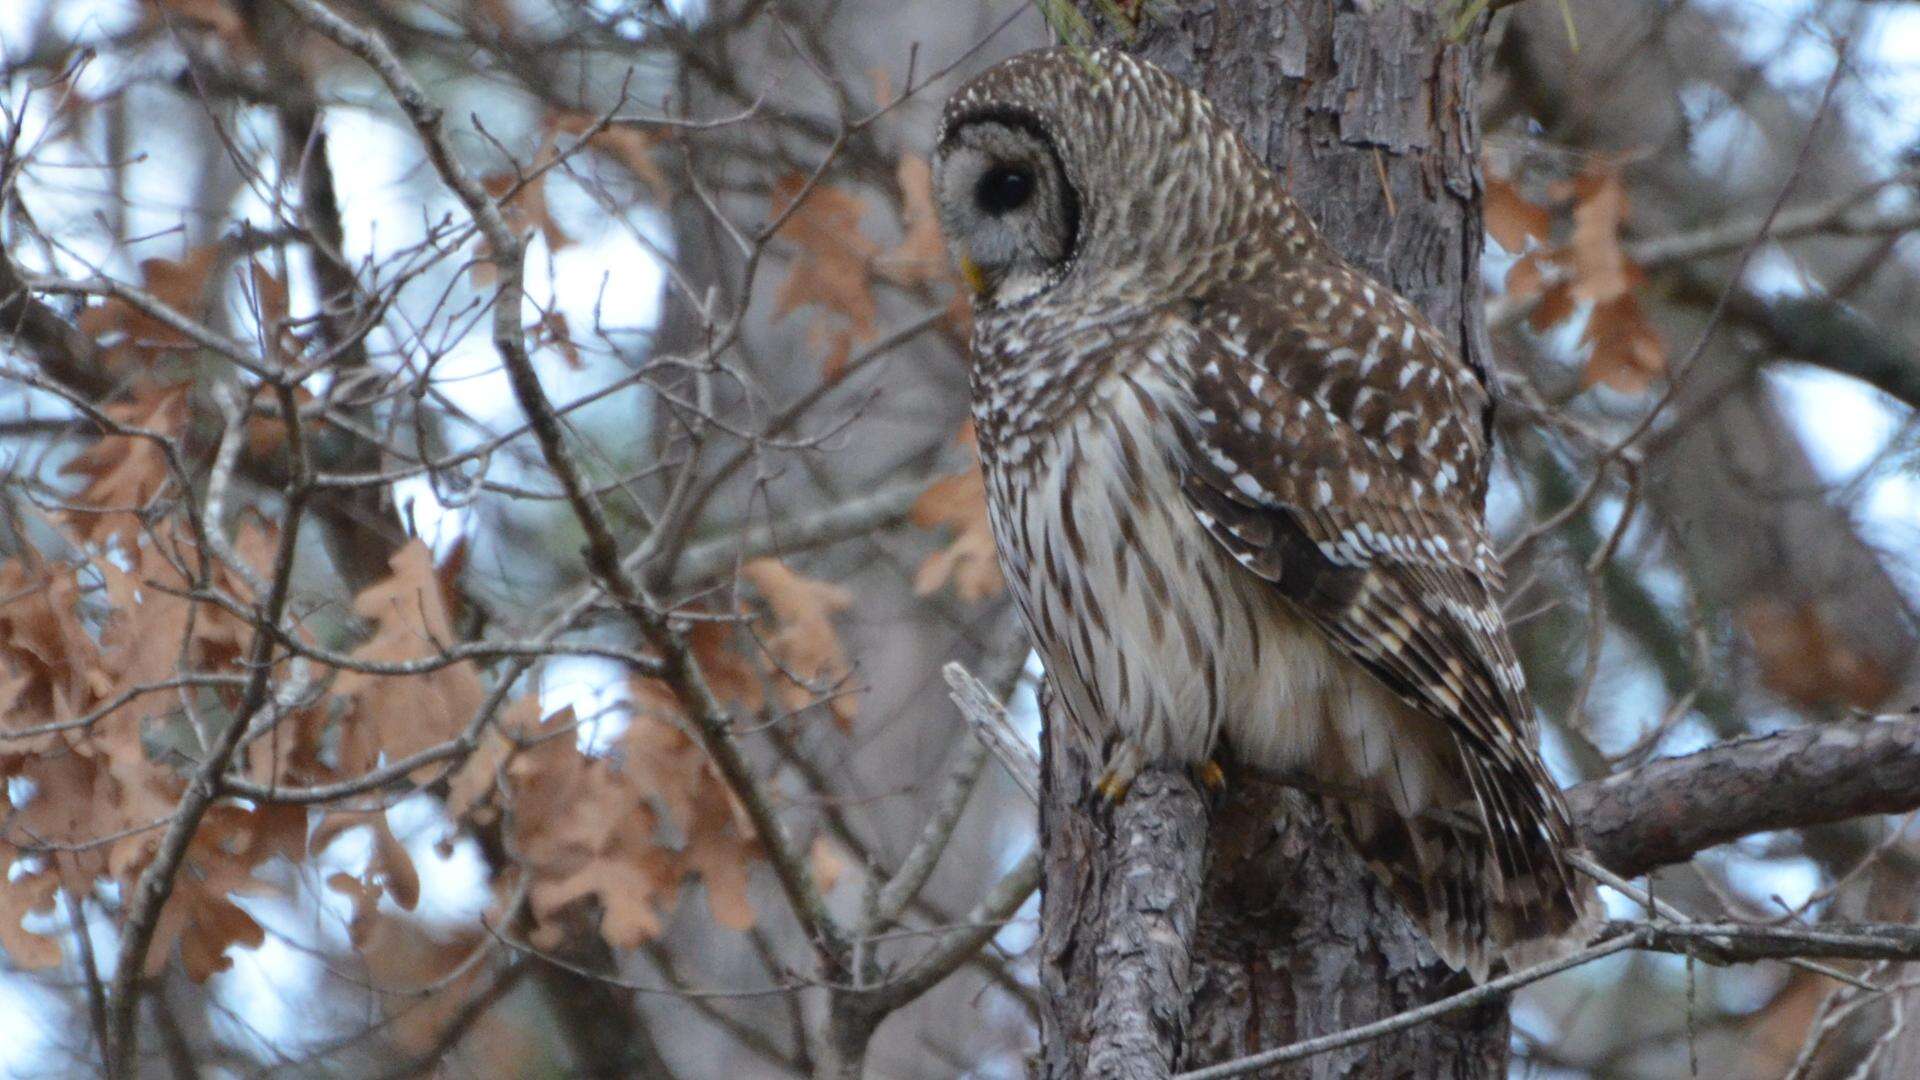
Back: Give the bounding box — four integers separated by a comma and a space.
1172, 281, 1578, 902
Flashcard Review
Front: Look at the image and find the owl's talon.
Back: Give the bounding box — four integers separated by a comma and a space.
1093, 742, 1146, 803
1194, 759, 1227, 792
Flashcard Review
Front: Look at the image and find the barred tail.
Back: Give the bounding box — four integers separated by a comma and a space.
1334, 789, 1600, 983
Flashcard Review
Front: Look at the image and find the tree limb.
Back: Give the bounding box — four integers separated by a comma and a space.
1572, 714, 1920, 879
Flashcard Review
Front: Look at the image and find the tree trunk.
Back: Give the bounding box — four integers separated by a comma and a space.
1042, 4, 1509, 1076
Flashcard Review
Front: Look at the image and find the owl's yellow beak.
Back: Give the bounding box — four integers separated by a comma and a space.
958, 252, 989, 298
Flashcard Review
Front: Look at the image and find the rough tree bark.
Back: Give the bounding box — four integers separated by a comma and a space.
1041, 4, 1512, 1077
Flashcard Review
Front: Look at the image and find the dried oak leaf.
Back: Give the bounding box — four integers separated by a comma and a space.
677, 777, 760, 931
76, 248, 223, 359
1485, 174, 1552, 254
621, 693, 762, 931
1581, 291, 1667, 393
443, 695, 542, 832
1563, 167, 1633, 303
0, 870, 62, 970
482, 170, 572, 253
312, 809, 423, 945
911, 464, 1004, 602
739, 558, 858, 730
770, 174, 881, 380
507, 708, 683, 950
97, 523, 258, 699
529, 308, 583, 370
692, 619, 766, 712
352, 916, 525, 1062
146, 0, 248, 44
0, 558, 108, 749
877, 154, 955, 288
1741, 597, 1895, 711
119, 802, 305, 981
60, 385, 189, 549
550, 111, 673, 205
334, 540, 485, 778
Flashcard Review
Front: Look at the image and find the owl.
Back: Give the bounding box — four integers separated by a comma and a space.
933, 47, 1595, 978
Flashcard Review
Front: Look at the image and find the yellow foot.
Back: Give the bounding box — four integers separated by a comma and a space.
1092, 742, 1147, 804
1194, 759, 1227, 792
1094, 769, 1134, 803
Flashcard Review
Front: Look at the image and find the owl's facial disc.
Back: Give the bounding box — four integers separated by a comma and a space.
934, 118, 1078, 308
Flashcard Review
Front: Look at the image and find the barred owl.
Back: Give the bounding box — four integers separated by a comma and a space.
933, 47, 1595, 978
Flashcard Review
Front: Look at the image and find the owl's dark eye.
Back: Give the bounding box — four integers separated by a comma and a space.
974, 165, 1035, 214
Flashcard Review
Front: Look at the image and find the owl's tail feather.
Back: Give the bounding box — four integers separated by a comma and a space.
1334, 797, 1602, 984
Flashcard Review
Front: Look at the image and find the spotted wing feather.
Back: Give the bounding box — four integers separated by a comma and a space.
1177, 278, 1592, 974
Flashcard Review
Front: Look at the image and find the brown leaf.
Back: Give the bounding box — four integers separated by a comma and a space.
551, 112, 672, 205
97, 523, 260, 708
1740, 598, 1895, 710
353, 917, 522, 1062
1529, 279, 1576, 334
482, 171, 571, 252
619, 694, 762, 933
770, 174, 881, 376
506, 708, 684, 950
877, 154, 956, 289
0, 558, 107, 749
246, 262, 292, 364
243, 386, 315, 459
149, 0, 247, 42
0, 871, 62, 970
60, 385, 189, 549
334, 541, 484, 777
530, 308, 583, 369
1504, 251, 1546, 301
810, 835, 848, 895
740, 559, 858, 729
123, 803, 298, 981
443, 696, 541, 831
680, 781, 759, 931
76, 248, 223, 355
1565, 166, 1633, 303
910, 451, 1004, 602
687, 620, 764, 713
1485, 175, 1552, 254
1580, 292, 1666, 392
312, 809, 422, 922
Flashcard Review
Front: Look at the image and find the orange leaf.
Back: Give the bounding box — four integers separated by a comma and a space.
810, 835, 848, 895
1741, 598, 1894, 710
877, 154, 956, 289
910, 464, 1004, 602
530, 308, 583, 369
60, 385, 189, 549
1529, 280, 1576, 334
0, 871, 62, 970
740, 559, 858, 729
506, 708, 685, 950
1565, 166, 1633, 303
1485, 175, 1551, 254
551, 111, 672, 205
334, 541, 485, 777
770, 174, 881, 376
1580, 293, 1666, 393
1504, 251, 1545, 301
482, 170, 571, 252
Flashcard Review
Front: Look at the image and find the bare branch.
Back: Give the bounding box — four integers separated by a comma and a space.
1570, 715, 1920, 879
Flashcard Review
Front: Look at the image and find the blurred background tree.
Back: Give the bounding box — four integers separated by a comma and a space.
1, 0, 1919, 1077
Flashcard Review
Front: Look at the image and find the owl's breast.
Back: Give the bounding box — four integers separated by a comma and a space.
973, 329, 1401, 779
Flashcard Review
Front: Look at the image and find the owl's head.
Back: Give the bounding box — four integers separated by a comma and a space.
932, 111, 1080, 309
934, 48, 1304, 312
